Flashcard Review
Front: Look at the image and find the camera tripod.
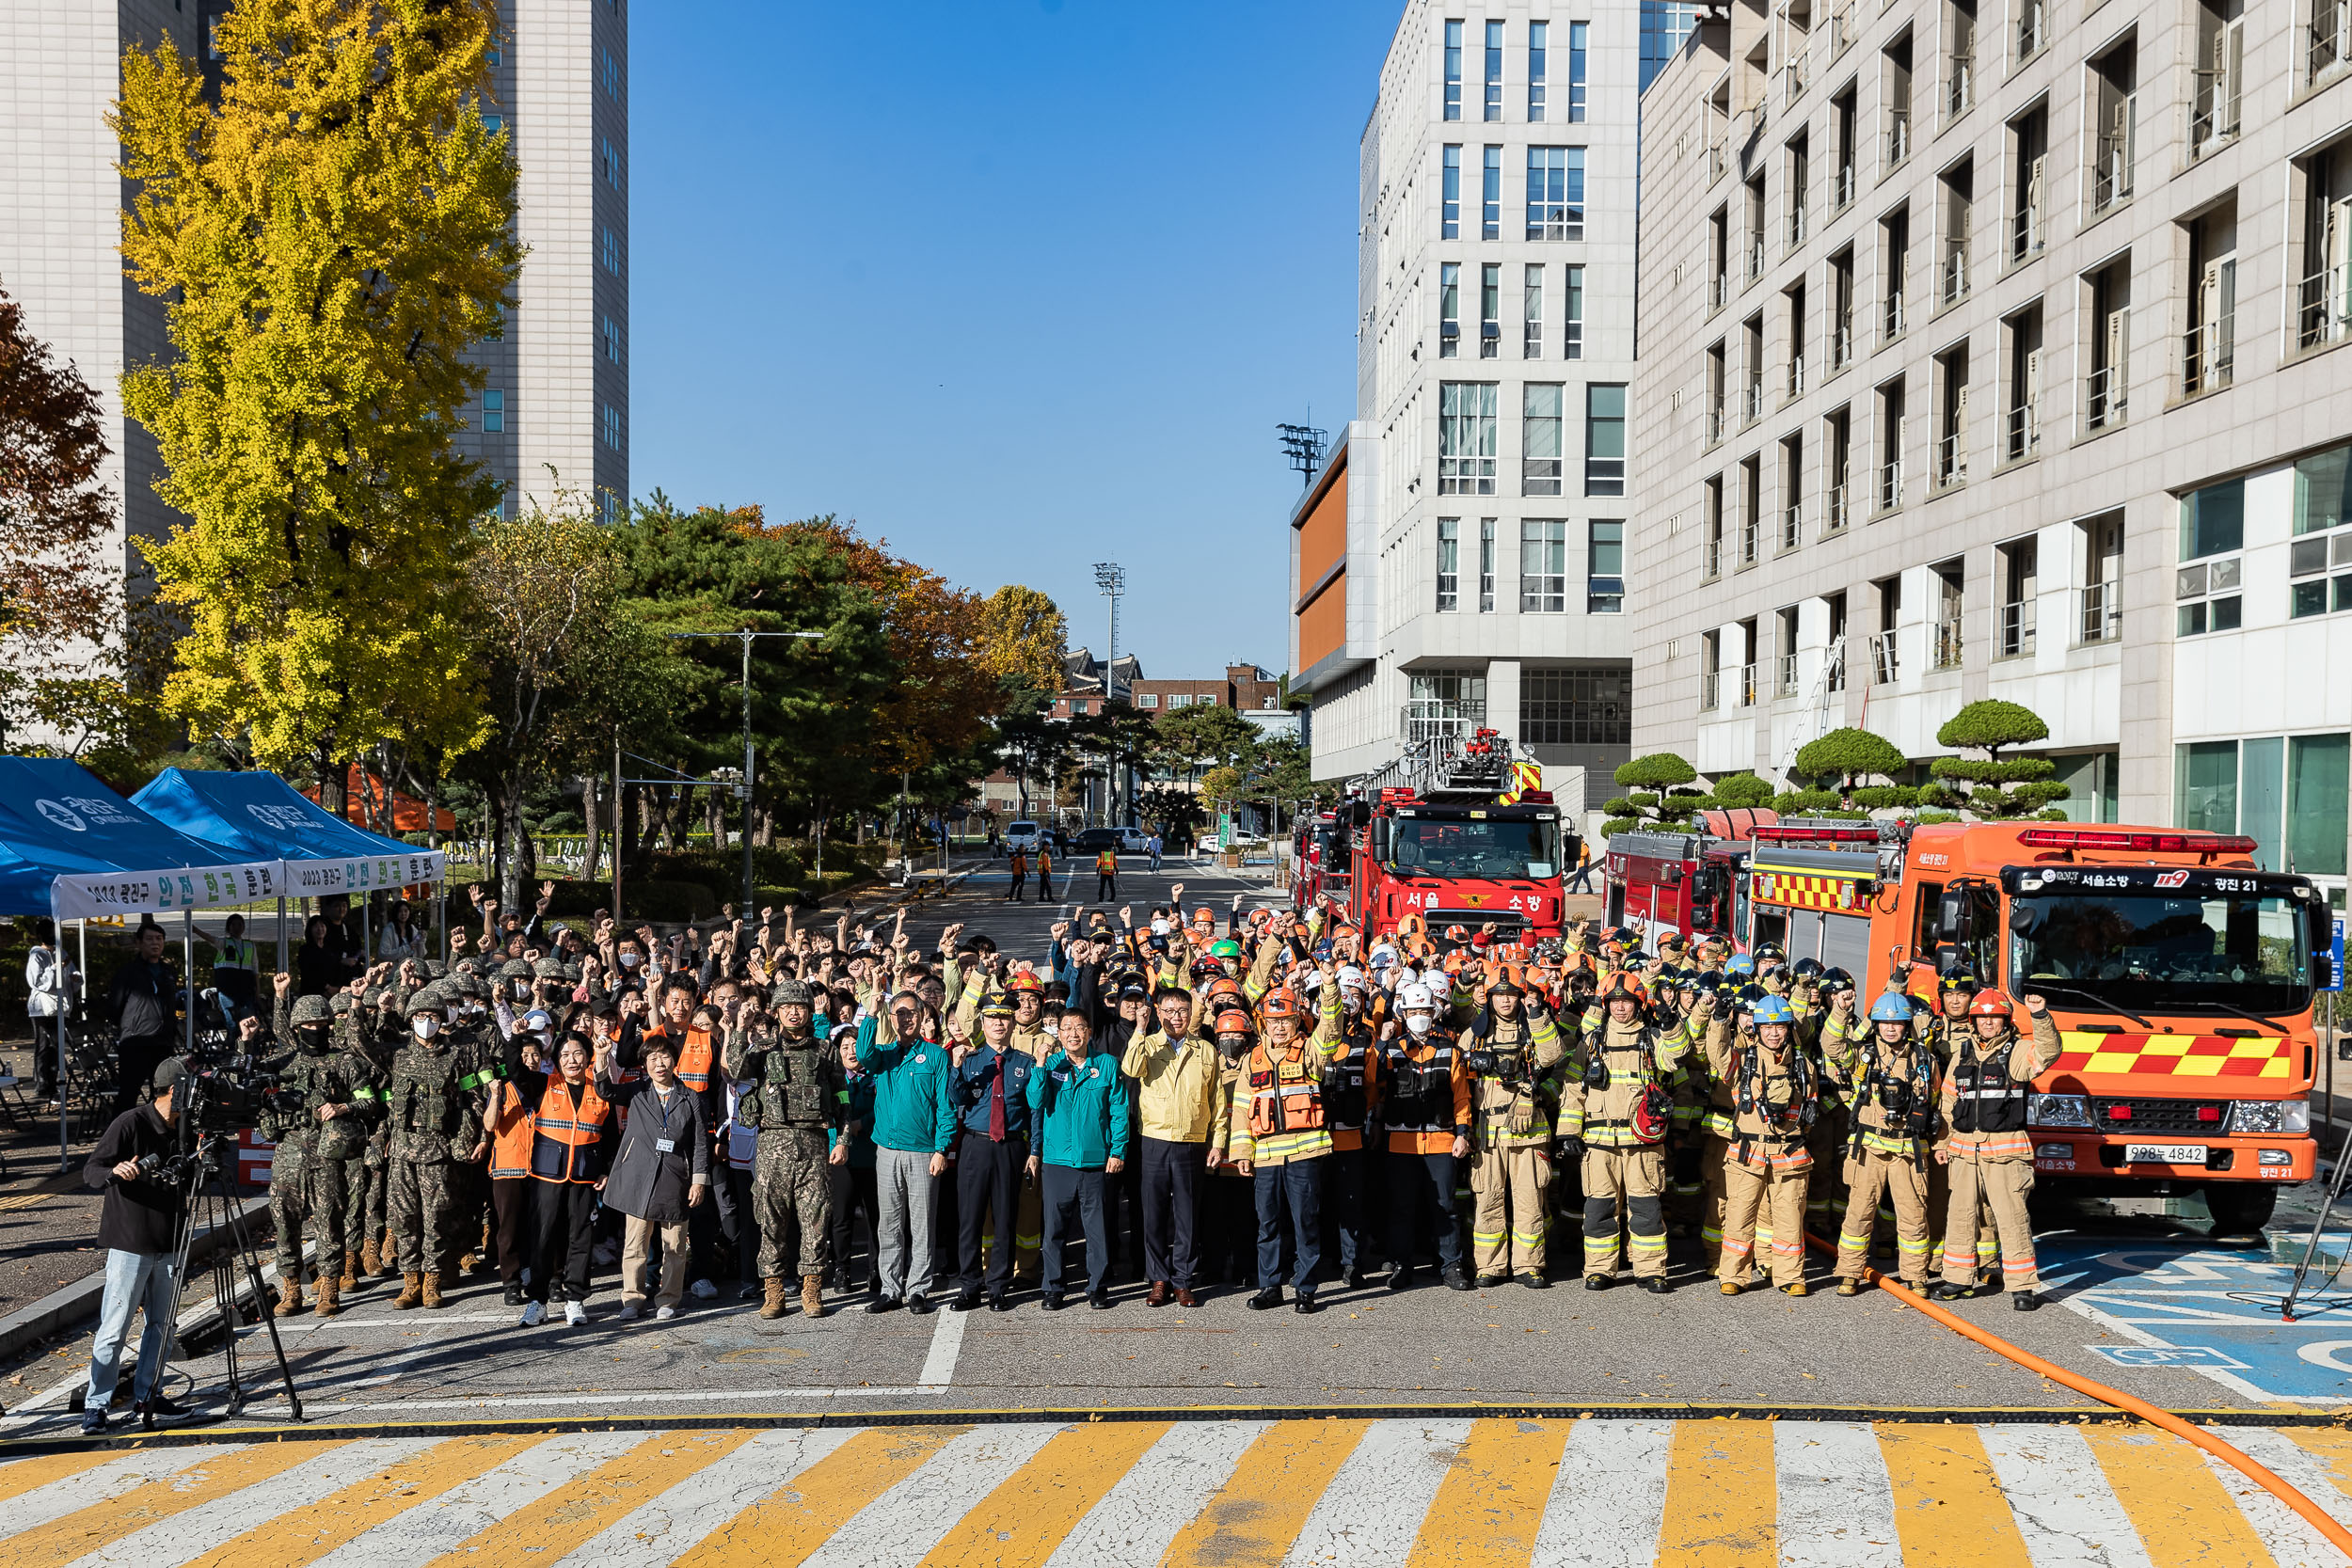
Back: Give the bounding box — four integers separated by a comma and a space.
165, 1131, 305, 1424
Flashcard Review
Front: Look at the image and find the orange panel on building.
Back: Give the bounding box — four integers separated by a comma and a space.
1297, 570, 1347, 669
1294, 455, 1346, 590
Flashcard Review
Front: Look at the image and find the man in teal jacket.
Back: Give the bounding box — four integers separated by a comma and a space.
1025, 1010, 1134, 1310
855, 1001, 958, 1314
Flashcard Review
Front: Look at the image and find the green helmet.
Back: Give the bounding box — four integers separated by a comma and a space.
290, 993, 333, 1026
1209, 939, 1244, 960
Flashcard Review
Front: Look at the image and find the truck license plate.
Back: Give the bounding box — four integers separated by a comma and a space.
2124, 1142, 2208, 1165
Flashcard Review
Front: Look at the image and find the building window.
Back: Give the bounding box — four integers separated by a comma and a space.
482, 113, 504, 134
1482, 145, 1502, 239
2087, 256, 2130, 429
2291, 735, 2352, 876
2290, 471, 2352, 617
1567, 22, 1588, 121
2081, 512, 2122, 642
603, 225, 620, 274
1528, 20, 1549, 119
1523, 263, 1545, 358
1565, 264, 1584, 358
2179, 479, 2241, 633
601, 135, 620, 187
1934, 347, 1968, 490
485, 40, 502, 68
1588, 520, 1625, 612
2181, 476, 2243, 561
1479, 262, 1501, 356
481, 388, 504, 433
1071, 699, 1089, 717
602, 44, 620, 98
1478, 517, 1497, 611
1484, 19, 1503, 120
2090, 40, 2136, 215
1442, 145, 1461, 238
602, 403, 621, 450
2297, 143, 2352, 350
1437, 518, 1460, 610
1527, 147, 1584, 240
1520, 519, 1567, 611
1521, 666, 1629, 746
2184, 206, 2237, 396
2176, 558, 2242, 636
2189, 0, 2244, 157
1444, 19, 1463, 120
1584, 383, 1627, 496
2175, 741, 2239, 835
1439, 261, 1460, 357
1522, 383, 1564, 495
1136, 692, 1160, 709
599, 487, 621, 526
603, 315, 620, 364
1407, 669, 1486, 742
1438, 381, 1498, 494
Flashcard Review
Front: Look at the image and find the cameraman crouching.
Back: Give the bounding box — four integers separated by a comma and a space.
81, 1055, 191, 1433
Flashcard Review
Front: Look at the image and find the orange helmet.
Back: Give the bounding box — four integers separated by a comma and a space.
1005, 970, 1045, 996
1968, 989, 2017, 1018
1600, 970, 1650, 1005
1204, 976, 1247, 1007
1212, 1007, 1254, 1036
1192, 907, 1216, 928
1259, 987, 1301, 1020
1442, 924, 1472, 945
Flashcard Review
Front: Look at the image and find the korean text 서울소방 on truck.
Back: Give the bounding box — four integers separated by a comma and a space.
1300, 728, 1577, 945
1726, 817, 2325, 1230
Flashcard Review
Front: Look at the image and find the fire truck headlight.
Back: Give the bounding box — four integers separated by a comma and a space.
2228, 1099, 2309, 1134
2027, 1093, 2092, 1129
2259, 1148, 2295, 1166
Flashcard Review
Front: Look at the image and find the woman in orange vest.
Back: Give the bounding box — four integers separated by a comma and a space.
483, 1040, 541, 1307
503, 1029, 614, 1326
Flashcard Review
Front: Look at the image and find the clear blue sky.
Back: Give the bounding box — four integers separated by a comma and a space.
628, 0, 1392, 679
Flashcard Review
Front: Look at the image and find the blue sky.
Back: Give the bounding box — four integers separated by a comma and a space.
629, 0, 1393, 678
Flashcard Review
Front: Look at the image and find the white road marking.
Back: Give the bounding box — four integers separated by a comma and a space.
547, 1428, 854, 1566
1039, 1418, 1269, 1568
325, 1431, 641, 1568
65, 1437, 437, 1568
916, 1300, 967, 1388
2218, 1427, 2352, 1536
1977, 1423, 2157, 1568
1534, 1418, 1671, 1568
1775, 1420, 1902, 1567
2194, 1431, 2348, 1568
1280, 1417, 1471, 1566
797, 1420, 1063, 1568
0, 1448, 243, 1535
2049, 1288, 2290, 1404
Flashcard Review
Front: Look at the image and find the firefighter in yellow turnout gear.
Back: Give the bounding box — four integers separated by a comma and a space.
1463, 972, 1568, 1287
1824, 990, 1941, 1291
1561, 973, 1684, 1291
1931, 989, 2062, 1310
1703, 993, 1820, 1294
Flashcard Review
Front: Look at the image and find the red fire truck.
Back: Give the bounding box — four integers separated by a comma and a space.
1603, 809, 1781, 953
1304, 729, 1574, 943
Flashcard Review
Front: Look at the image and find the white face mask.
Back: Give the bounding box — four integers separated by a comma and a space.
619, 952, 643, 970
412, 1017, 439, 1039
1405, 1011, 1434, 1037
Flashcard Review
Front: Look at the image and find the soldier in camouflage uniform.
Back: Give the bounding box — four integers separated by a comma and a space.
387, 986, 485, 1309
342, 981, 403, 1284
723, 977, 841, 1319
262, 982, 383, 1316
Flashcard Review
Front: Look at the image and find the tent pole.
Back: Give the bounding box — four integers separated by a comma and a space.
59, 910, 73, 1173
277, 895, 287, 980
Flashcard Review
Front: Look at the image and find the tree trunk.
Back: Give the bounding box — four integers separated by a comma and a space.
581, 774, 603, 884
318, 745, 346, 820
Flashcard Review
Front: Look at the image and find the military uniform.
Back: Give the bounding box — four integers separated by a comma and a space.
386, 988, 483, 1307
264, 994, 382, 1314
724, 1017, 841, 1317
1465, 1004, 1567, 1282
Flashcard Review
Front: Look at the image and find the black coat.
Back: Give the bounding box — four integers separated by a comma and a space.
599, 1077, 709, 1225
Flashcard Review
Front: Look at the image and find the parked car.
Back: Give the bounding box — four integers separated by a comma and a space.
1003, 820, 1042, 854
1072, 827, 1123, 852
1116, 827, 1151, 853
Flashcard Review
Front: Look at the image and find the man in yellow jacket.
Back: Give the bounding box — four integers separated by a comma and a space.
1120, 984, 1221, 1307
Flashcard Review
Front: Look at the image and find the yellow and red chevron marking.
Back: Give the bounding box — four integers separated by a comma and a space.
2051, 1029, 2296, 1081
1749, 866, 1868, 913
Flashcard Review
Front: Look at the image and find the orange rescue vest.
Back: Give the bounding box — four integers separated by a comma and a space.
487, 1083, 535, 1180
1245, 1042, 1327, 1137
530, 1076, 613, 1183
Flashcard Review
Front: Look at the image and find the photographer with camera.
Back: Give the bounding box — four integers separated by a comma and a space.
80, 1055, 193, 1433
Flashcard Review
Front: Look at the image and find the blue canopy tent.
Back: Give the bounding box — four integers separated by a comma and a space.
0, 757, 285, 1165
133, 768, 450, 974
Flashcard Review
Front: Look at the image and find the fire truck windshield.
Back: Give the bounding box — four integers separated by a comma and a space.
1386, 816, 1560, 879
2008, 889, 2313, 1015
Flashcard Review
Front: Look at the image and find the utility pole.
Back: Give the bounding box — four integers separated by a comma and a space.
667, 628, 823, 911
1093, 562, 1124, 826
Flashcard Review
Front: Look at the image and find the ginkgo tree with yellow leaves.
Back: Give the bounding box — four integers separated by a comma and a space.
111, 0, 519, 804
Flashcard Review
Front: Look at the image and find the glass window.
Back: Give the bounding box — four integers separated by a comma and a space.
1444, 19, 1463, 120
1385, 816, 1560, 879
2295, 444, 2352, 535
1589, 520, 1625, 612
2174, 739, 2238, 833
603, 226, 620, 274
1523, 263, 1545, 358
602, 404, 621, 450
1442, 145, 1461, 238
1436, 518, 1460, 610
1479, 517, 1496, 610
1585, 383, 1628, 496
1483, 145, 1502, 239
1439, 261, 1460, 357
603, 316, 620, 363
1521, 665, 1631, 745
1527, 147, 1585, 239
1568, 21, 1589, 121
1485, 19, 1503, 120
2244, 735, 2284, 870
481, 389, 504, 433
1565, 264, 1585, 359
2180, 475, 2244, 559
601, 135, 620, 187
2290, 733, 2351, 876
1136, 693, 1159, 709
2008, 882, 2312, 1014
1522, 383, 1564, 495
1520, 520, 1567, 611
481, 114, 503, 134
1528, 20, 1549, 119
1438, 382, 1498, 494
1479, 261, 1501, 356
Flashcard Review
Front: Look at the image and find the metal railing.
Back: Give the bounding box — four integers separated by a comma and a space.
1781, 57, 1812, 105
1886, 111, 1911, 166
1826, 641, 1848, 692
1707, 401, 1726, 443
2086, 364, 2127, 429
1744, 379, 1765, 425
1825, 480, 1850, 532
1832, 319, 1853, 369
1829, 1, 1855, 55
1701, 669, 1722, 709
1868, 630, 1900, 684
2016, 1, 2045, 58
1835, 162, 1856, 212
1776, 651, 1800, 696
1788, 206, 1808, 248
1781, 501, 1804, 550
1879, 457, 1903, 512
1883, 286, 1907, 341
2080, 579, 2121, 643
1746, 238, 1768, 282
1704, 534, 1724, 578
2190, 71, 2239, 155
1932, 616, 1964, 669
1787, 356, 1807, 398
2006, 400, 2040, 461
2298, 261, 2352, 351
1740, 513, 1761, 565
1712, 273, 1731, 309
1738, 661, 1759, 706
2011, 200, 2043, 262
2092, 99, 2135, 211
2182, 317, 2234, 396
1947, 55, 1973, 119
1999, 598, 2036, 657
1936, 430, 1966, 488
1710, 137, 1730, 181
1941, 244, 1969, 304
1401, 698, 1488, 745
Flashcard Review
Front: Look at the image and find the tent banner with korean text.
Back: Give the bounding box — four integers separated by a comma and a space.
133, 767, 446, 893
0, 756, 282, 920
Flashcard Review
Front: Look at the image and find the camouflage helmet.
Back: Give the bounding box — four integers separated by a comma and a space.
290, 993, 334, 1026
406, 984, 448, 1017
328, 991, 356, 1015
772, 977, 812, 1009
453, 957, 481, 977
534, 957, 568, 980
420, 958, 449, 980
499, 958, 533, 982
450, 974, 487, 1000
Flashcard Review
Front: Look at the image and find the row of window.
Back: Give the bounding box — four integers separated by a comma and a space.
1434, 517, 1625, 614
2178, 733, 2352, 879
1438, 262, 1585, 360
1438, 380, 1626, 497
2181, 442, 2352, 631
1406, 665, 1631, 748
473, 314, 625, 434
477, 394, 627, 452
1439, 145, 1588, 240
1443, 18, 1587, 123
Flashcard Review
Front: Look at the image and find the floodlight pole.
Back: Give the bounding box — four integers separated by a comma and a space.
1093, 563, 1124, 827
667, 629, 823, 913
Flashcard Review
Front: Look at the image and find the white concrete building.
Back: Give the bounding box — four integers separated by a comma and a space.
0, 0, 628, 613
1295, 0, 1663, 792
1630, 0, 2352, 897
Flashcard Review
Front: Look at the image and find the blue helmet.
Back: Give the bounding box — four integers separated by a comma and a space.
1727, 953, 1756, 975
1868, 991, 1915, 1023
1751, 995, 1796, 1026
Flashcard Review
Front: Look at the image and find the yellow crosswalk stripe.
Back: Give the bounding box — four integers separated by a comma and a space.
2282, 1427, 2352, 1498
172, 1433, 541, 1568
420, 1429, 759, 1568
0, 1440, 339, 1568
1404, 1417, 1570, 1568
0, 1447, 122, 1509
2082, 1427, 2280, 1568
673, 1425, 969, 1568
1157, 1418, 1372, 1568
1658, 1419, 1776, 1565
1876, 1424, 2032, 1567
914, 1419, 1171, 1568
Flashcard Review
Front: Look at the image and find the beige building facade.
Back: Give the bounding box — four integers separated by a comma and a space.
1631, 0, 2352, 894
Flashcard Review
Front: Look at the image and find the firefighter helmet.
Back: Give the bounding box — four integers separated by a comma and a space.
1209, 939, 1244, 960
1630, 1083, 1674, 1144
1260, 988, 1301, 1020
1751, 995, 1797, 1026
1599, 971, 1649, 1005
1968, 988, 2017, 1018
1940, 971, 1981, 994
1005, 970, 1045, 995
1867, 991, 1915, 1023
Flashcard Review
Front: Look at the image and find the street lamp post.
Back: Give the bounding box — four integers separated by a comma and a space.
667, 628, 823, 912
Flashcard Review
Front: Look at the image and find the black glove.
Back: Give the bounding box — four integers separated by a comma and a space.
1558, 1134, 1582, 1164
1673, 1143, 1702, 1185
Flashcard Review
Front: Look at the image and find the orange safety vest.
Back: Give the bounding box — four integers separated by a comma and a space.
529, 1076, 612, 1184
487, 1083, 535, 1180
1096, 850, 1117, 873
1245, 1041, 1327, 1137
674, 1025, 716, 1094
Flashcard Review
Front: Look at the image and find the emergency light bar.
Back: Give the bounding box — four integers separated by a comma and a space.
2015, 828, 2259, 854
1750, 822, 1882, 844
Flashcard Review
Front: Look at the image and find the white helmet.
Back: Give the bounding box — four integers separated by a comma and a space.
1336, 964, 1367, 993
1398, 980, 1436, 1012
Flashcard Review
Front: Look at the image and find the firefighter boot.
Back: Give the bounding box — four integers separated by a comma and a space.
760, 1277, 788, 1320
275, 1277, 305, 1317
421, 1272, 446, 1309
394, 1273, 423, 1309
803, 1275, 825, 1318
313, 1275, 340, 1317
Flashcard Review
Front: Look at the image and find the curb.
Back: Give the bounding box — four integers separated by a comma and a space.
0, 1194, 273, 1368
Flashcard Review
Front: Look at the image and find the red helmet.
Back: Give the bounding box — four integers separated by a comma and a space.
1005, 971, 1045, 996
1968, 989, 2017, 1018
1631, 1084, 1673, 1144
1212, 1007, 1254, 1037
1600, 971, 1650, 1005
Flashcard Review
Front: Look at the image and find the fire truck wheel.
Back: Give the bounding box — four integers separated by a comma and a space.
2201, 1183, 2277, 1237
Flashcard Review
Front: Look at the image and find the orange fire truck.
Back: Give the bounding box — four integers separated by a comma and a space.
1729, 817, 2326, 1230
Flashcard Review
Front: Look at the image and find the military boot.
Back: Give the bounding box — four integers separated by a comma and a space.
313, 1275, 340, 1317
760, 1277, 789, 1320
360, 1234, 381, 1276
275, 1277, 305, 1317
421, 1272, 445, 1309
802, 1275, 825, 1318
377, 1229, 400, 1277
340, 1250, 358, 1292
394, 1272, 423, 1309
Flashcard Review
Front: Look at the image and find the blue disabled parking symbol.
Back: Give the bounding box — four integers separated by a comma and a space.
2040, 1232, 2352, 1403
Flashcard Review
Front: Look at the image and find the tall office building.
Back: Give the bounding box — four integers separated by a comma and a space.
1293, 0, 1643, 805
0, 0, 628, 628
1631, 0, 2352, 896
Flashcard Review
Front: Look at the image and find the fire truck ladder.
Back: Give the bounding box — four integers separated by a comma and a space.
1352, 727, 1537, 801
1772, 634, 1849, 787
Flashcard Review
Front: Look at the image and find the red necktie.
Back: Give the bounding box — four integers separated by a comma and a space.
989, 1054, 1008, 1141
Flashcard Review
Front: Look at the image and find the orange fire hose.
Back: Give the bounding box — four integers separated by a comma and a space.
1804, 1231, 2352, 1556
